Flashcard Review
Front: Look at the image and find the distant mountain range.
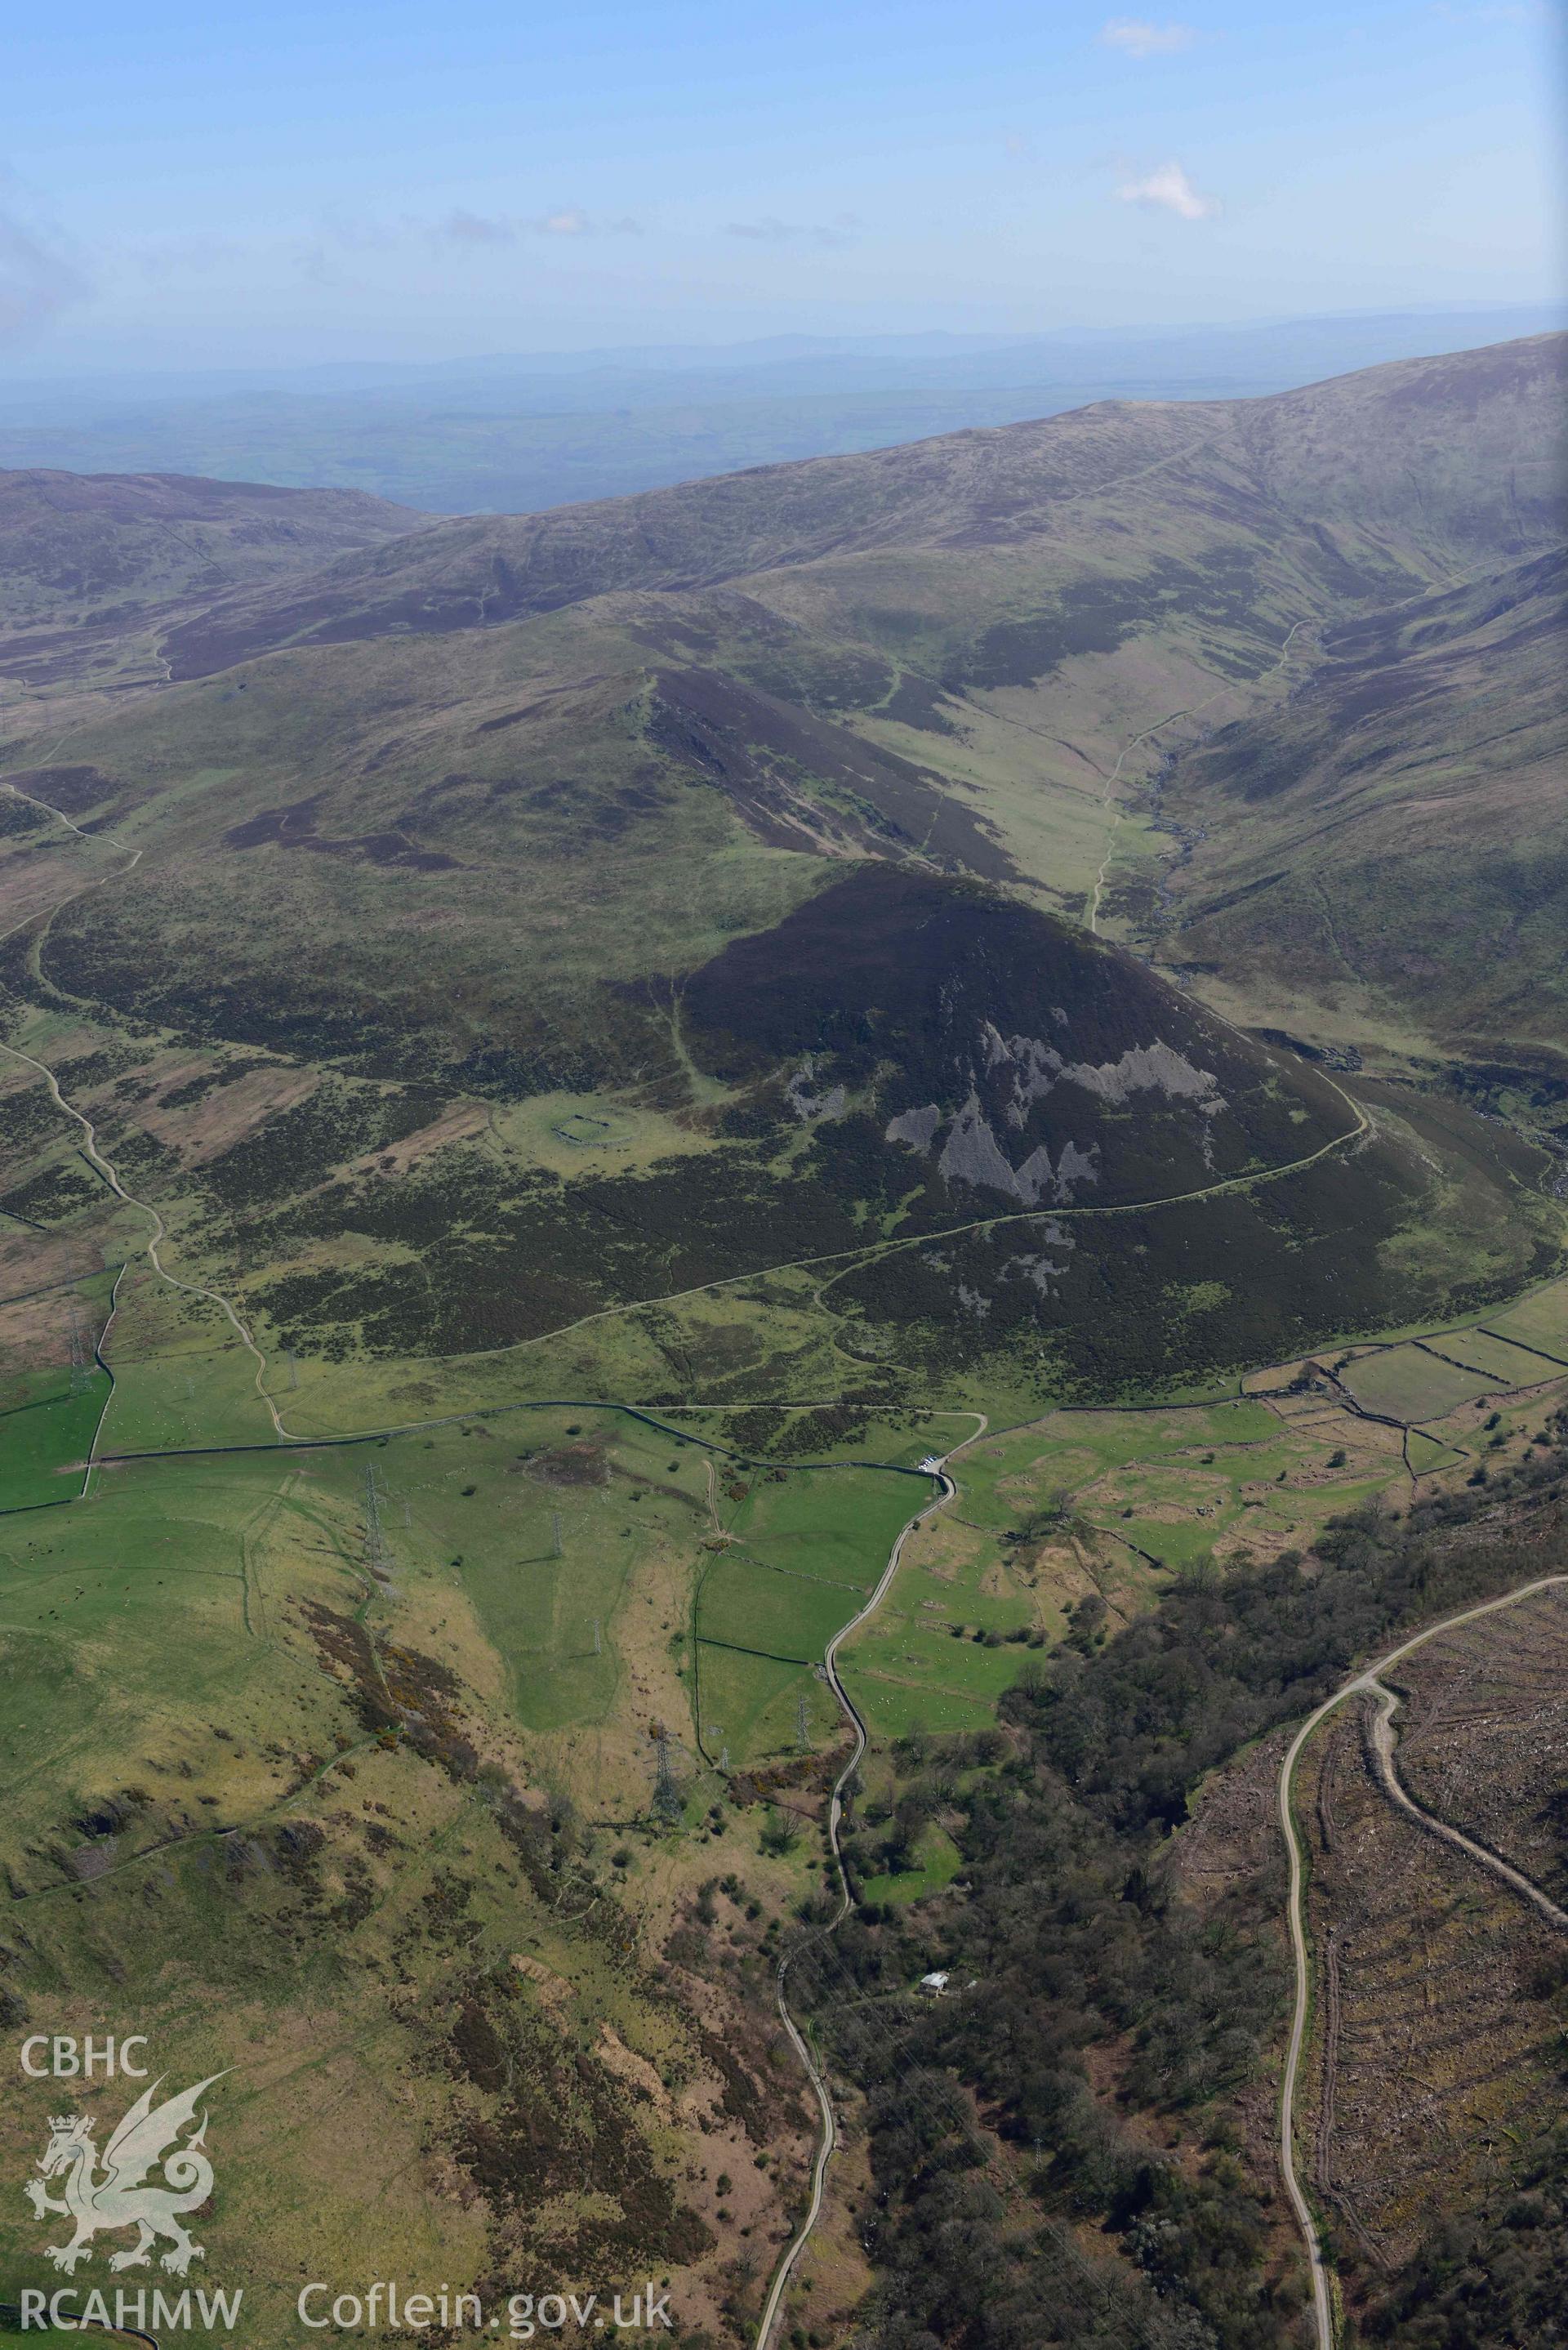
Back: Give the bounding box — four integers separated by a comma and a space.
0, 303, 1559, 515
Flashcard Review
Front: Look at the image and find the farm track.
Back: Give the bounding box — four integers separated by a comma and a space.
0, 976, 1374, 1465
7, 756, 1388, 1474
7, 706, 1568, 2346
755, 1424, 977, 2350
0, 1022, 287, 1442
0, 780, 289, 1445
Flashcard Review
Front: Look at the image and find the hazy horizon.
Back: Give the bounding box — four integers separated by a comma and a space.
5, 1, 1559, 375
1, 299, 1557, 515
0, 297, 1562, 399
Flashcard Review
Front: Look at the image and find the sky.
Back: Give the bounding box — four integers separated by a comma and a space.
2, 0, 1561, 370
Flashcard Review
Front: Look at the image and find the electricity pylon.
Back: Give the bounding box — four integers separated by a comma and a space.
653, 1729, 683, 1822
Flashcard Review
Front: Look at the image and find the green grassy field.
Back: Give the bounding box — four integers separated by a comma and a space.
1339, 1343, 1506, 1423
859, 1820, 964, 1908
1426, 1327, 1567, 1386
1482, 1272, 1568, 1363
953, 1394, 1397, 1561
8, 1262, 1564, 1813
691, 1462, 924, 1766
0, 1403, 886, 2343
1, 1199, 1562, 2346
1406, 1427, 1470, 1475
835, 1298, 1568, 1748
0, 1375, 111, 1510
844, 1621, 1036, 1740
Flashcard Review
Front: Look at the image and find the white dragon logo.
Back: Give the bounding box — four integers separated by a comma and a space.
24, 2074, 226, 2276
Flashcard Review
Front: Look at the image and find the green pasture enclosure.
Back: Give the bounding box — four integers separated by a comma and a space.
374, 1408, 698, 1731
0, 1451, 343, 1860
0, 1376, 111, 1511
1480, 1274, 1568, 1365
1404, 1428, 1469, 1475
719, 1464, 920, 1588
953, 1396, 1285, 1531
859, 1822, 964, 1909
697, 1550, 853, 1663
95, 1333, 281, 1456
1340, 1344, 1499, 1424
1423, 1328, 1566, 1387
841, 1659, 996, 1740
691, 1642, 835, 1766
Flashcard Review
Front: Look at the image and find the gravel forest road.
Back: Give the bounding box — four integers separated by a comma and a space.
1278, 1571, 1568, 2350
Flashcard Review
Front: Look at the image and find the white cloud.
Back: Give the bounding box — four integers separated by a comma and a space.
1100, 17, 1197, 56
1116, 162, 1220, 220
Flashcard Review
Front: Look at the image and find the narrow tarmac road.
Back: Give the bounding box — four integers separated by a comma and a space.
753, 1419, 984, 2350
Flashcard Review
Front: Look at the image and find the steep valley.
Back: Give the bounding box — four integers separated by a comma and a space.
1, 330, 1566, 2350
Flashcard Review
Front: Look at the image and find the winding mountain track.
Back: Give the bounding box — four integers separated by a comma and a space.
754, 1417, 984, 2350
1, 778, 287, 1443
1277, 1572, 1568, 2350
0, 1024, 287, 1443
4, 747, 1376, 1481
0, 960, 1369, 1468
1362, 1674, 1568, 1929
1087, 707, 1194, 936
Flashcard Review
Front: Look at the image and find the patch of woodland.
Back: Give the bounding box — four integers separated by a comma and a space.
804, 1415, 1568, 2347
